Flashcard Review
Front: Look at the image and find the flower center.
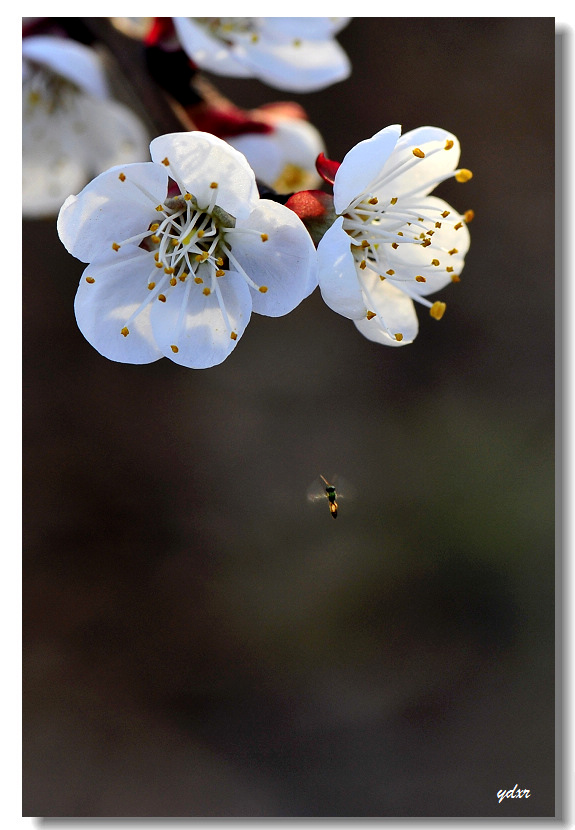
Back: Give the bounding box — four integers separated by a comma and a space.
193, 17, 259, 44
103, 162, 270, 350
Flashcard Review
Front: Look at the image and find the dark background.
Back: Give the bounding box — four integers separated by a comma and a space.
23, 17, 556, 817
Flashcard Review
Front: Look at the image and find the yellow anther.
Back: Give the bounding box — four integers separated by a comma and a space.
379, 275, 386, 281
155, 261, 164, 268
216, 257, 224, 266
162, 157, 170, 166
451, 274, 461, 282
179, 272, 188, 282
194, 276, 203, 284
431, 258, 440, 266
448, 248, 458, 255
394, 332, 404, 342
197, 230, 205, 238
150, 235, 160, 244
413, 148, 425, 158
446, 266, 454, 272
164, 266, 175, 274
210, 181, 218, 189
121, 327, 129, 337
118, 172, 126, 182
293, 38, 301, 47
397, 231, 404, 236
421, 239, 432, 248
392, 242, 399, 249
85, 276, 95, 284
441, 210, 450, 218
259, 286, 268, 293
444, 139, 454, 150
416, 275, 426, 282
455, 168, 473, 183
430, 301, 446, 320
230, 331, 238, 341
359, 260, 367, 270
154, 252, 159, 261
435, 221, 442, 228
171, 345, 179, 353
112, 242, 120, 251
148, 282, 156, 290
202, 287, 211, 296
426, 230, 434, 236
464, 209, 475, 223
366, 310, 376, 320
454, 222, 464, 230
184, 193, 192, 200
155, 204, 164, 212
170, 277, 177, 286
149, 223, 160, 231
390, 197, 398, 205
361, 239, 369, 248
195, 252, 209, 262
368, 197, 379, 205
216, 269, 225, 277
251, 34, 259, 43
158, 294, 166, 302
386, 269, 395, 275
261, 233, 269, 242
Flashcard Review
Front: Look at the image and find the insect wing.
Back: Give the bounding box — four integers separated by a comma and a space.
307, 476, 329, 504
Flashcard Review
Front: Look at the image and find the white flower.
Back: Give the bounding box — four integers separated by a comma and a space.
226, 103, 325, 193
317, 124, 473, 346
22, 35, 149, 219
57, 131, 318, 369
172, 17, 351, 92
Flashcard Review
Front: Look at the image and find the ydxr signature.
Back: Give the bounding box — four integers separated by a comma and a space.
497, 785, 531, 803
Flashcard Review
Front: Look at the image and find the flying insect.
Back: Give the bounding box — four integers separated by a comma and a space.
307, 474, 350, 519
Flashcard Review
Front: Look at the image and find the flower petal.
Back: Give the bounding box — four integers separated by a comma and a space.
74, 249, 163, 363
57, 162, 168, 263
371, 127, 461, 203
333, 124, 402, 214
240, 37, 351, 92
354, 275, 419, 346
74, 97, 149, 171
151, 269, 252, 368
172, 18, 253, 78
229, 199, 318, 316
22, 35, 108, 99
317, 217, 366, 320
260, 17, 351, 40
150, 132, 258, 220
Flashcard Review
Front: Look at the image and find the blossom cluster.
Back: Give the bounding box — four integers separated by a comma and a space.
24, 17, 473, 369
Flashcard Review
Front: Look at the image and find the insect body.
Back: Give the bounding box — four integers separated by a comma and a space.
321, 475, 339, 518
307, 474, 343, 519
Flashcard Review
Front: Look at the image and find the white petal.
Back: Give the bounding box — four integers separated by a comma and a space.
74, 249, 163, 363
354, 276, 419, 346
172, 18, 253, 77
57, 162, 168, 263
240, 38, 351, 92
259, 17, 351, 41
74, 97, 149, 170
226, 134, 284, 186
384, 196, 471, 296
229, 200, 318, 317
151, 270, 252, 368
333, 125, 402, 214
150, 132, 258, 220
317, 218, 366, 320
22, 36, 108, 99
373, 127, 461, 203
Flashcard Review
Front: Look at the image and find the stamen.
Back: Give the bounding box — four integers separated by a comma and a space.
430, 301, 446, 320
455, 169, 473, 182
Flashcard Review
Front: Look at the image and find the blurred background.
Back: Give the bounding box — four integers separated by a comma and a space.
23, 17, 556, 817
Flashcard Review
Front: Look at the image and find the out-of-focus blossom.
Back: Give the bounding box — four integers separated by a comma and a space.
316, 124, 473, 346
22, 35, 149, 218
225, 102, 325, 193
57, 131, 318, 368
172, 17, 351, 92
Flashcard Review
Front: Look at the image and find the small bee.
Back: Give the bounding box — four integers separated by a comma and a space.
307, 474, 347, 519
